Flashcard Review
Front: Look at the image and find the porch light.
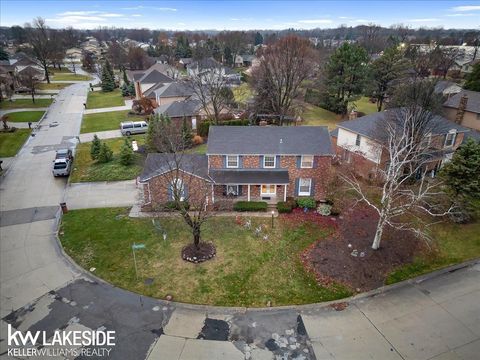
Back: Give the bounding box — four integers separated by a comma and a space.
271, 210, 275, 228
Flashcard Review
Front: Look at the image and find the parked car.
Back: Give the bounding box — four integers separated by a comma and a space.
120, 121, 148, 136
52, 159, 72, 177
55, 148, 74, 161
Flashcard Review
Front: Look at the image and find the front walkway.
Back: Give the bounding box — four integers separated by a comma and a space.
83, 99, 133, 114
65, 180, 139, 209
79, 129, 122, 142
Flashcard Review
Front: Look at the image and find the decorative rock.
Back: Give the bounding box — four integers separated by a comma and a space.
347, 244, 352, 248
165, 294, 173, 301
303, 348, 309, 353
89, 267, 96, 272
289, 337, 296, 344
152, 306, 160, 311
285, 329, 294, 336
272, 333, 280, 341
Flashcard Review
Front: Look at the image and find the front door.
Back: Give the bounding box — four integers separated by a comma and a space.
261, 184, 276, 195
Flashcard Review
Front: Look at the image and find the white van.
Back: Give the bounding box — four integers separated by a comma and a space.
120, 121, 148, 136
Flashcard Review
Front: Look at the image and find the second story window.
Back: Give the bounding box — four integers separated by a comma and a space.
444, 131, 456, 148
301, 155, 314, 168
355, 134, 361, 147
226, 155, 239, 168
263, 155, 276, 168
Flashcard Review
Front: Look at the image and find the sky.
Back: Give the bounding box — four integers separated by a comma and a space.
1, 1, 479, 31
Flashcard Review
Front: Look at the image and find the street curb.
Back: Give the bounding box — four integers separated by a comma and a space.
51, 211, 480, 313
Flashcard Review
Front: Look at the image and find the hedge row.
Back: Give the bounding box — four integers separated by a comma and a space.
198, 119, 250, 137
233, 201, 268, 212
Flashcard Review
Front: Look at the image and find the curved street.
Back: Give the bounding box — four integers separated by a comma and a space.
0, 83, 479, 360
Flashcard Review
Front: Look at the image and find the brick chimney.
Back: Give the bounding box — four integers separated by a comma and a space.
455, 94, 468, 124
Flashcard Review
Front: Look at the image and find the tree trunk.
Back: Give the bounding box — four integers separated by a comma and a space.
193, 226, 201, 249
44, 67, 50, 84
31, 89, 35, 103
377, 97, 383, 112
372, 215, 386, 250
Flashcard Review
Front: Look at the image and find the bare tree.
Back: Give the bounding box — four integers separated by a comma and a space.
340, 106, 455, 250
148, 115, 216, 261
430, 46, 465, 79
189, 65, 233, 124
18, 67, 41, 103
24, 18, 52, 83
251, 36, 315, 125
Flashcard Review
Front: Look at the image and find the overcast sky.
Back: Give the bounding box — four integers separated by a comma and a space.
1, 1, 479, 31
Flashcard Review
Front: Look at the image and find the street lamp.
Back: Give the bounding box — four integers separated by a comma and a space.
271, 210, 275, 229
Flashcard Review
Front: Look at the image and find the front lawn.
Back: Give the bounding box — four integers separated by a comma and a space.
70, 135, 145, 182
233, 83, 253, 106
53, 73, 92, 81
185, 143, 207, 154
301, 104, 339, 129
0, 129, 32, 157
81, 110, 146, 134
386, 221, 480, 284
0, 99, 53, 109
48, 67, 73, 74
3, 111, 45, 123
60, 208, 352, 306
86, 89, 124, 109
37, 83, 73, 90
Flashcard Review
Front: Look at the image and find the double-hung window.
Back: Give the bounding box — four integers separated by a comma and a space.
263, 155, 276, 168
301, 155, 314, 168
444, 131, 456, 147
298, 178, 312, 196
226, 155, 239, 168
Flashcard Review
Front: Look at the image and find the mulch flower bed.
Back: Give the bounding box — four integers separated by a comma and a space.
287, 204, 424, 292
182, 242, 216, 263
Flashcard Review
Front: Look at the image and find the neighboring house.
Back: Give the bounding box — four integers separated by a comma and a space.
187, 57, 241, 86
127, 63, 176, 99
154, 55, 169, 64
179, 58, 193, 68
153, 81, 194, 106
443, 90, 480, 131
154, 98, 203, 129
234, 54, 255, 67
139, 126, 334, 210
434, 80, 462, 98
64, 47, 83, 63
332, 109, 471, 179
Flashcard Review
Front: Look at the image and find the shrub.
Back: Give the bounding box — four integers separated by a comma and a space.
213, 200, 234, 211
277, 201, 293, 213
330, 206, 341, 216
297, 197, 316, 209
285, 196, 297, 208
233, 201, 267, 212
198, 121, 212, 137
162, 201, 190, 211
193, 135, 204, 145
317, 203, 332, 216
97, 143, 113, 163
119, 138, 134, 166
90, 135, 101, 160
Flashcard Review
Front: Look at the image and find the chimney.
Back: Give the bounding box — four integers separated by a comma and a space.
349, 110, 358, 120
455, 94, 468, 124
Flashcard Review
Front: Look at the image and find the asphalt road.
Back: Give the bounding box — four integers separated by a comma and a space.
0, 81, 479, 360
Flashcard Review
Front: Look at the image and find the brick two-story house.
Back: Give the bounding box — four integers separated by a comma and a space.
139, 126, 334, 210
331, 108, 472, 179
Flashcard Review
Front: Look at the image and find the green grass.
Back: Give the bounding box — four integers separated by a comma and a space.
48, 67, 73, 74
37, 83, 73, 90
70, 135, 145, 182
301, 104, 339, 129
53, 73, 92, 81
60, 208, 352, 306
0, 99, 53, 110
386, 221, 480, 284
185, 143, 207, 154
3, 111, 45, 123
81, 110, 146, 134
0, 129, 32, 157
86, 89, 124, 109
350, 96, 378, 115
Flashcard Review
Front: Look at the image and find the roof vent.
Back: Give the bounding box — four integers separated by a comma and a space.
280, 138, 283, 144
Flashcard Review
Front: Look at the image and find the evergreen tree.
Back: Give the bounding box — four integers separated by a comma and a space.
322, 43, 369, 115
101, 62, 115, 92
97, 143, 113, 163
105, 58, 114, 78
181, 116, 192, 149
0, 47, 9, 61
119, 138, 134, 166
254, 32, 263, 46
90, 135, 102, 160
464, 62, 480, 92
122, 66, 129, 84
146, 114, 159, 151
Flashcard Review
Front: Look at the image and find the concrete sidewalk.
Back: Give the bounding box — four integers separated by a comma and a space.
84, 99, 133, 114
65, 180, 139, 209
79, 129, 122, 142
